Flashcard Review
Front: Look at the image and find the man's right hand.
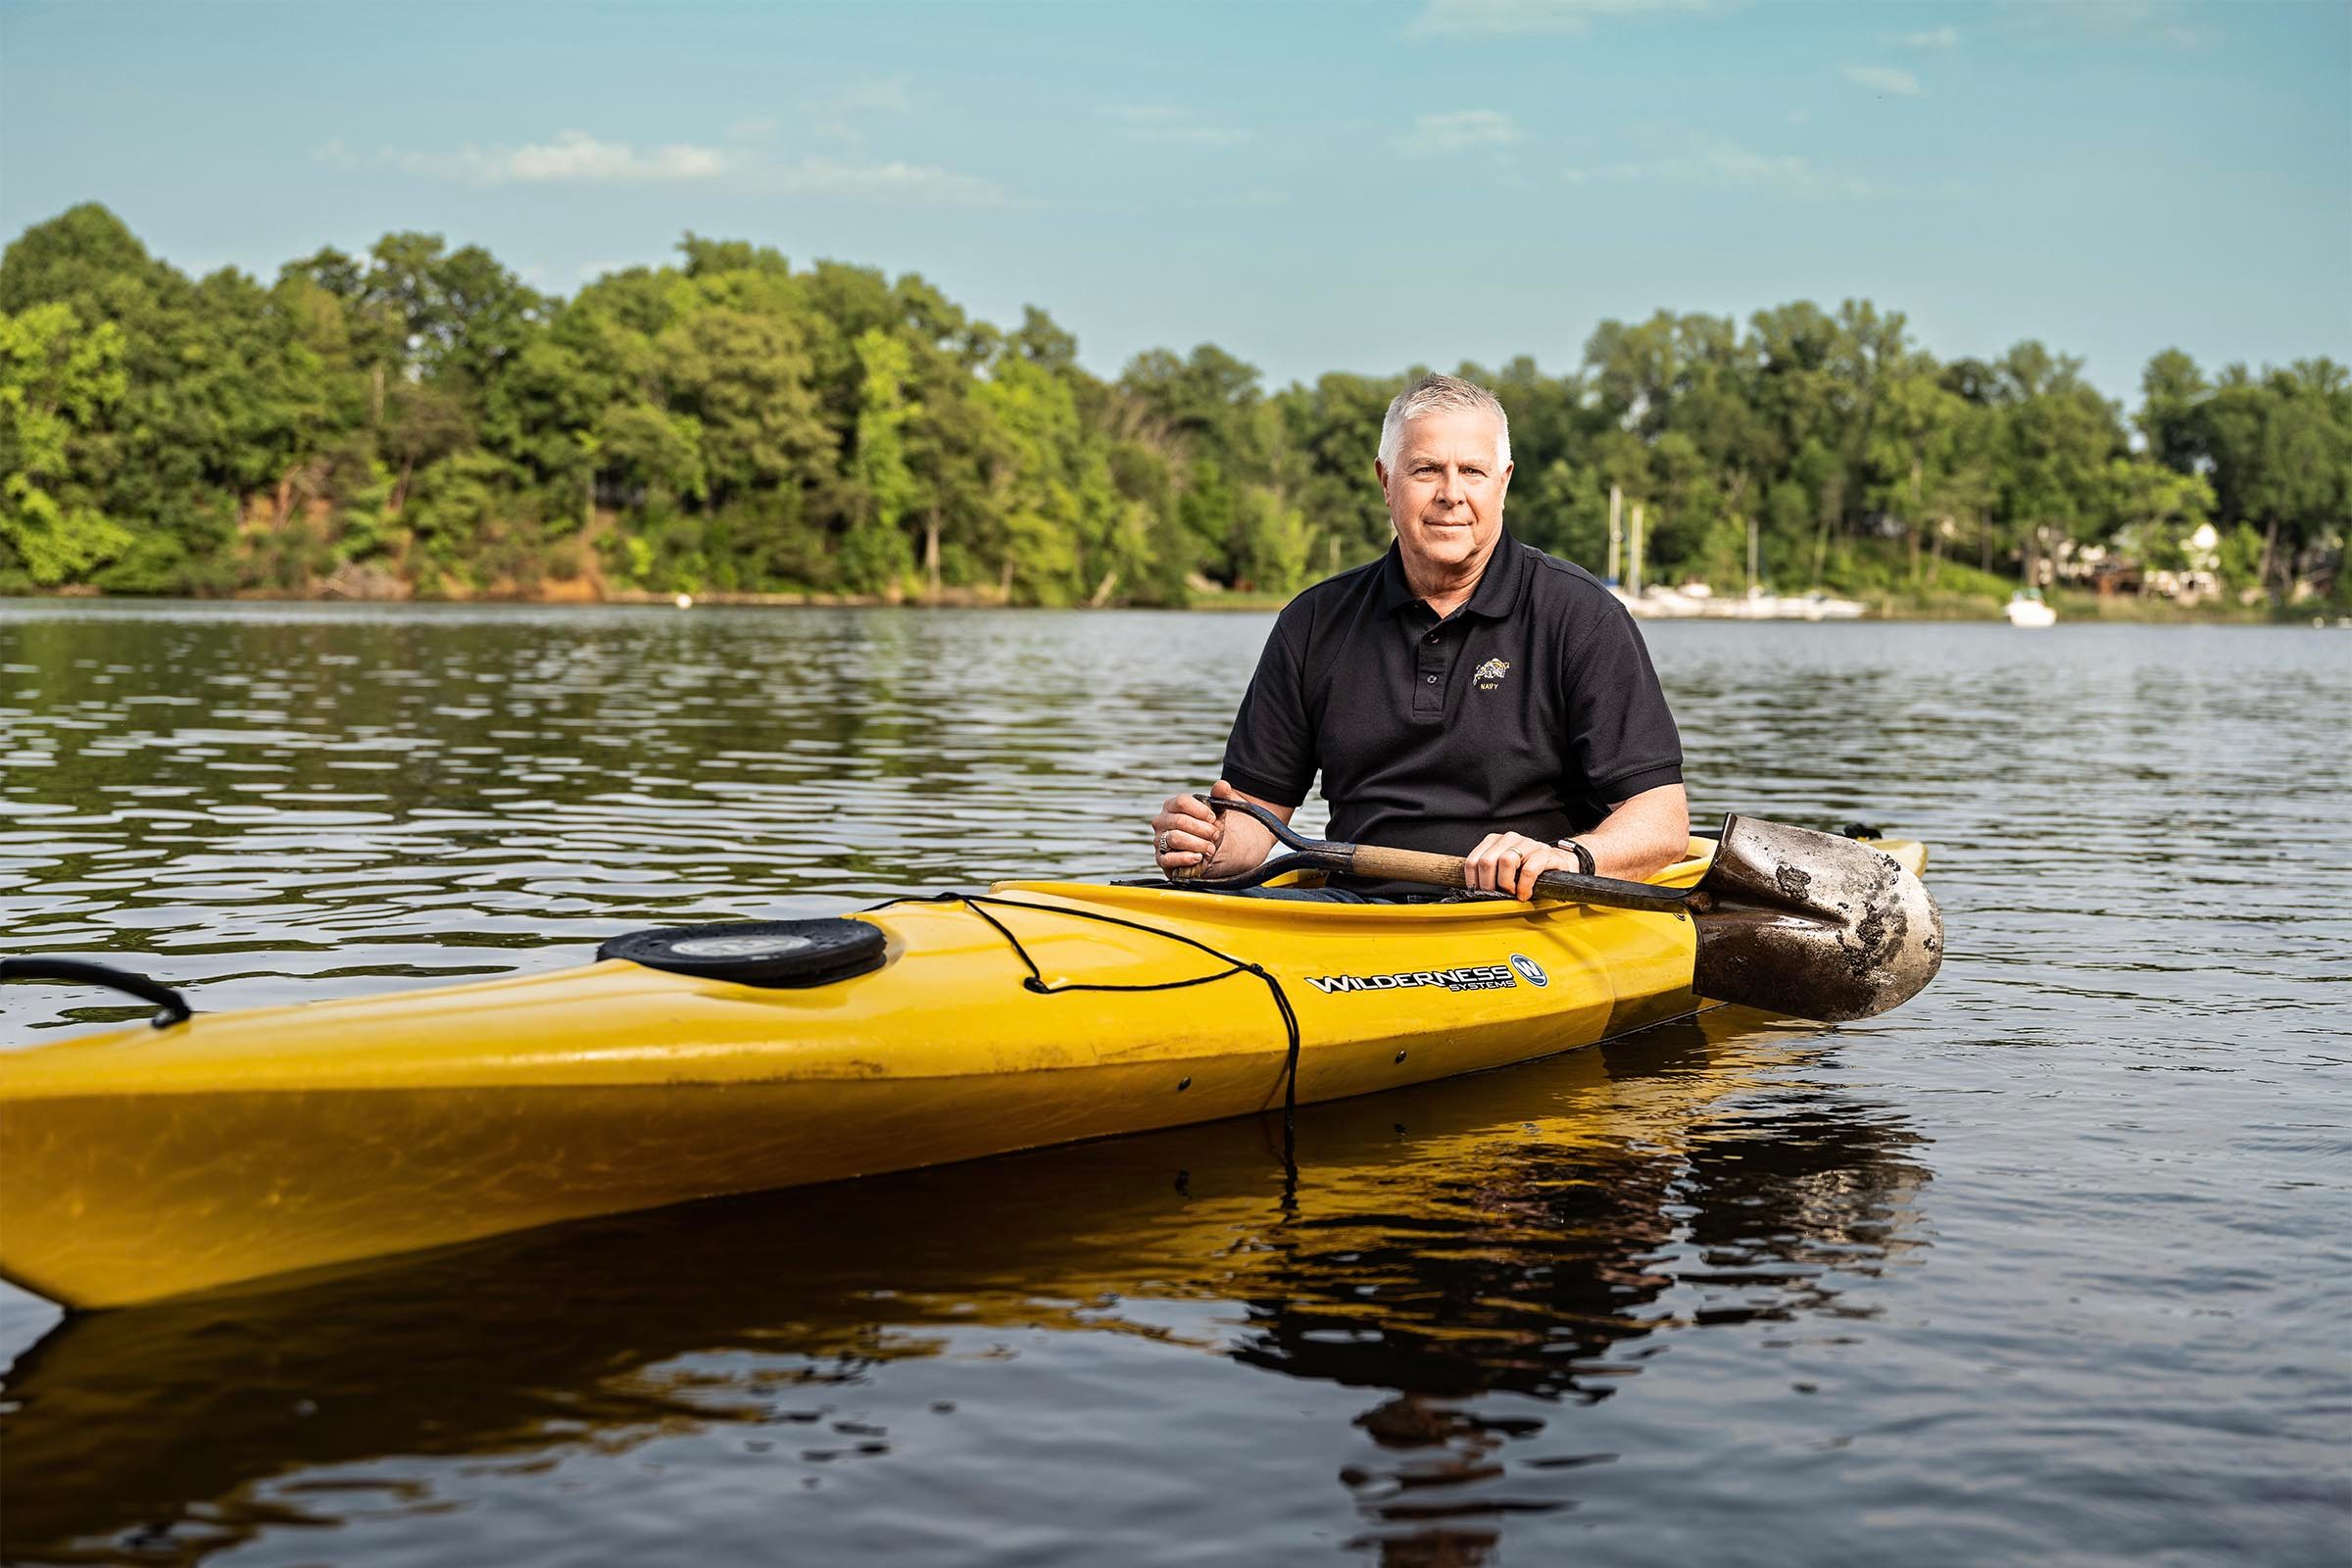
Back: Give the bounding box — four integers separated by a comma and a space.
1152, 789, 1224, 877
1152, 780, 1284, 879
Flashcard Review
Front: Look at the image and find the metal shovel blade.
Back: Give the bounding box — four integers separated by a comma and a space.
1690, 815, 1944, 1022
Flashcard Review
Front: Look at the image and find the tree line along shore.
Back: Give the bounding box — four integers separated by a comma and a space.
2, 204, 2345, 615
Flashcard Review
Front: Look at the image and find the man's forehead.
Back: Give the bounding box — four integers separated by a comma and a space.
1395, 408, 1504, 458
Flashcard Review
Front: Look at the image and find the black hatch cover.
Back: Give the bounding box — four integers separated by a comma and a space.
598, 919, 887, 989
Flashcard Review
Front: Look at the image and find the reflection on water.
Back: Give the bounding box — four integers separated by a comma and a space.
1, 1009, 1924, 1566
4, 604, 2348, 1566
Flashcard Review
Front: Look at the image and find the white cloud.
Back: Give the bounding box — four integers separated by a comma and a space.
382, 129, 1009, 207
394, 129, 733, 185
310, 137, 358, 169
1843, 64, 1923, 96
1407, 109, 1523, 153
766, 158, 1008, 207
1567, 133, 1880, 198
1695, 139, 1876, 194
1411, 0, 1727, 35
1996, 1, 2215, 51
1898, 24, 1959, 48
1101, 105, 1251, 147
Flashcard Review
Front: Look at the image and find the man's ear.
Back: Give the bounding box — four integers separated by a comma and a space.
1373, 460, 1390, 493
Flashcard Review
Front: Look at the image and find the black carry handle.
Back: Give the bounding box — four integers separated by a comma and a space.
0, 957, 193, 1028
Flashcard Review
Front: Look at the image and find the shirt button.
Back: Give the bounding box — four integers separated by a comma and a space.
1425, 674, 1439, 684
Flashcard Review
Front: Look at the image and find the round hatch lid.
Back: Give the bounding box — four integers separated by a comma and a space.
598, 918, 887, 989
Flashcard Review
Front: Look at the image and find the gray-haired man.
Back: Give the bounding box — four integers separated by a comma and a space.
1151, 372, 1690, 902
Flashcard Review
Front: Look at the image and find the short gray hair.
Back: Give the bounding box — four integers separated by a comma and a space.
1377, 372, 1512, 471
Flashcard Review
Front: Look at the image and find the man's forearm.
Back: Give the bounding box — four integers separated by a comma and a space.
1577, 784, 1690, 881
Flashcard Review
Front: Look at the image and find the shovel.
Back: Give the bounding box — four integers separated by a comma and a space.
1188, 797, 1944, 1022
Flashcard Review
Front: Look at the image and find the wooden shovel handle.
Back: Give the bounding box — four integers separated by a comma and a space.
1347, 845, 1472, 888
1346, 846, 1691, 913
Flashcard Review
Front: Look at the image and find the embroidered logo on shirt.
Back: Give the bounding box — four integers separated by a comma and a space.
1474, 658, 1510, 690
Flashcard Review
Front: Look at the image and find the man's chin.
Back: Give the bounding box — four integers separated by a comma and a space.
1409, 526, 1482, 564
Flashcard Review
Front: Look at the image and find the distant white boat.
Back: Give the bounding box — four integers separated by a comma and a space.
1786, 589, 1866, 622
1613, 584, 1866, 621
2006, 589, 2057, 628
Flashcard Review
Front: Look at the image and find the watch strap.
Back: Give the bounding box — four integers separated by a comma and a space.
1554, 838, 1595, 877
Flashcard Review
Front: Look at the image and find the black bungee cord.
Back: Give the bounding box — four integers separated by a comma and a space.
861, 892, 1303, 1194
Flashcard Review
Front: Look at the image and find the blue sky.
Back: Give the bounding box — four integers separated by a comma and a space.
3, 0, 2345, 406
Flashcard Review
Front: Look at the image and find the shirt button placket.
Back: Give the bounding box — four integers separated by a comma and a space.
1413, 626, 1450, 716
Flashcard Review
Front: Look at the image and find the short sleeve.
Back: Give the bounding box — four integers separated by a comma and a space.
1563, 600, 1684, 803
1221, 615, 1317, 808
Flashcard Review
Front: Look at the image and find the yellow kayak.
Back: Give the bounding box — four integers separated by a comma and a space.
0, 834, 1930, 1311
1, 1005, 1893, 1559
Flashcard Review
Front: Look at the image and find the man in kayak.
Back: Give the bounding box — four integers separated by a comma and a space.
1150, 372, 1689, 902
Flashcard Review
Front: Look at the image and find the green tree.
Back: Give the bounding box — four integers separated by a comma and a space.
3, 205, 2342, 611
0, 301, 130, 585
842, 326, 920, 593
2196, 366, 2352, 596
1995, 344, 2124, 581
2103, 459, 2214, 571
2136, 349, 2208, 474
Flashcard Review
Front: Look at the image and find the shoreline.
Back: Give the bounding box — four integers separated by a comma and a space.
5, 586, 2329, 625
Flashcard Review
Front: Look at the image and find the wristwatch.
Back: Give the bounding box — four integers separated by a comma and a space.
1554, 839, 1596, 876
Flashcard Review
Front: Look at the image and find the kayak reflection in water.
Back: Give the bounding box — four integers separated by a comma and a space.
1151, 372, 1690, 902
0, 1009, 1926, 1567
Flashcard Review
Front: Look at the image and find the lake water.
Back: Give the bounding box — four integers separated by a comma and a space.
2, 603, 2347, 1567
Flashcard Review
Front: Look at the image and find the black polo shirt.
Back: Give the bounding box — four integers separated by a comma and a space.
1221, 530, 1682, 883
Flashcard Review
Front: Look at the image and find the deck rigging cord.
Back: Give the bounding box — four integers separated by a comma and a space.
862, 892, 1304, 1194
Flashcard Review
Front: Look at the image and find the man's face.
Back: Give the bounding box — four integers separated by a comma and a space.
1376, 408, 1513, 579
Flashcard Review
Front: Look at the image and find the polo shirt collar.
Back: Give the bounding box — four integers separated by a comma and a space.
1377, 528, 1531, 620
1464, 528, 1531, 619
1375, 545, 1418, 615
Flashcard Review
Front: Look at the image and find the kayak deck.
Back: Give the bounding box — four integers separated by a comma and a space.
0, 838, 1926, 1310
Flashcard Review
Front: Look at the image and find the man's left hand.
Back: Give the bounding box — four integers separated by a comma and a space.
1463, 831, 1582, 901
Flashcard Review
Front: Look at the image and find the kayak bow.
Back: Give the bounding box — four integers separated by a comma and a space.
0, 825, 1937, 1310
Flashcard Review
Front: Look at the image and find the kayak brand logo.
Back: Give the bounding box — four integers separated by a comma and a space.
1474, 658, 1510, 690
1509, 954, 1547, 987
1304, 963, 1518, 996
